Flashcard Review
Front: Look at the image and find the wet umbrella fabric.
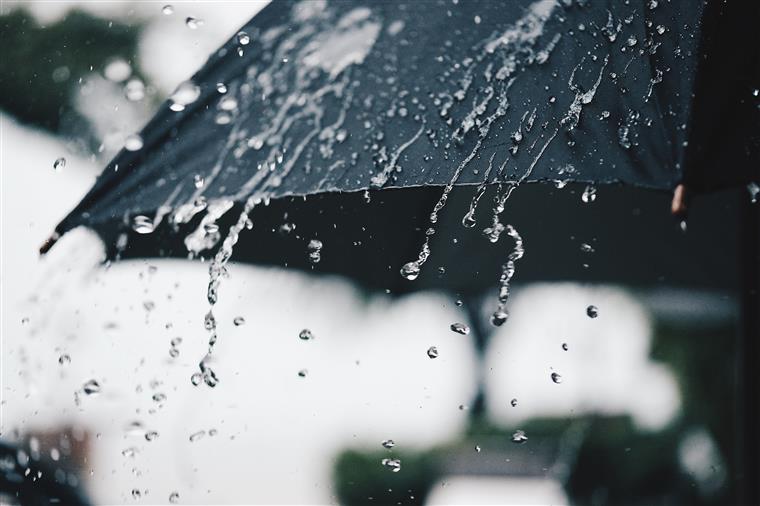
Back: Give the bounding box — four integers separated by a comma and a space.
46, 0, 758, 291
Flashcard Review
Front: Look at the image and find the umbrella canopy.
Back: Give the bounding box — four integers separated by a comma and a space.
46, 0, 757, 295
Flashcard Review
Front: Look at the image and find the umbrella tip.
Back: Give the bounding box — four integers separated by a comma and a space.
39, 232, 61, 256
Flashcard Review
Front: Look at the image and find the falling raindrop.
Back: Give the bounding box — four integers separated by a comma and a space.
233, 316, 245, 326
185, 17, 202, 29
193, 174, 204, 188
132, 216, 155, 234
299, 329, 314, 341
491, 310, 509, 327
124, 79, 145, 101
58, 354, 71, 365
581, 185, 597, 203
82, 379, 101, 395
510, 398, 518, 407
473, 15, 482, 24
680, 220, 688, 233
170, 81, 201, 111
427, 346, 439, 359
475, 445, 482, 453
562, 342, 569, 351
297, 369, 308, 378
161, 5, 174, 15
104, 58, 132, 82
189, 430, 205, 442
307, 239, 323, 263
53, 157, 66, 172
511, 430, 528, 444
169, 491, 180, 503
237, 31, 251, 45
400, 262, 421, 281
381, 458, 401, 472
586, 305, 599, 318
551, 372, 563, 384
450, 322, 470, 335
381, 439, 395, 449
124, 134, 144, 151
747, 182, 759, 203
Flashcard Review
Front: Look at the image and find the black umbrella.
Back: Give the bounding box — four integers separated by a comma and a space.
41, 0, 758, 501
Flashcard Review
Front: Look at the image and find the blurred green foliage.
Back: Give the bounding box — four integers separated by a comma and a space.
0, 8, 142, 132
333, 449, 440, 506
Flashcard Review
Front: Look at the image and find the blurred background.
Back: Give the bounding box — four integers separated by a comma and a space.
0, 1, 746, 504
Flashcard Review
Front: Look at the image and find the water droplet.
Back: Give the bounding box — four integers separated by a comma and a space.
233, 316, 245, 326
104, 58, 132, 82
162, 5, 174, 15
581, 185, 597, 203
152, 393, 166, 403
491, 310, 509, 327
510, 398, 518, 407
427, 346, 439, 359
562, 342, 569, 351
400, 261, 420, 281
450, 322, 470, 335
747, 182, 759, 203
381, 439, 395, 449
82, 379, 101, 395
219, 96, 238, 111
237, 31, 250, 45
185, 17, 202, 29
190, 372, 202, 386
680, 219, 688, 233
656, 24, 666, 35
132, 215, 155, 234
124, 79, 145, 101
170, 81, 201, 111
580, 243, 595, 253
189, 430, 205, 442
551, 372, 563, 384
58, 354, 71, 365
132, 488, 142, 499
169, 491, 180, 503
124, 134, 144, 151
193, 174, 204, 188
53, 157, 66, 172
144, 431, 159, 441
473, 15, 482, 24
122, 447, 138, 457
216, 82, 227, 94
381, 458, 401, 472
586, 305, 599, 318
307, 239, 323, 264
279, 222, 296, 235
299, 329, 314, 341
475, 445, 481, 453
511, 430, 528, 444
297, 369, 308, 378
626, 35, 638, 47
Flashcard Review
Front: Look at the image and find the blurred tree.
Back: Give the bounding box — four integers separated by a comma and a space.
0, 8, 143, 132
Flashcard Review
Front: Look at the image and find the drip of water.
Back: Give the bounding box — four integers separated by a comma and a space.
461, 152, 497, 228
195, 195, 260, 386
490, 224, 523, 326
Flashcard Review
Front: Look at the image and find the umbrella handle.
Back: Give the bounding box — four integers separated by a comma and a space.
671, 183, 690, 219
